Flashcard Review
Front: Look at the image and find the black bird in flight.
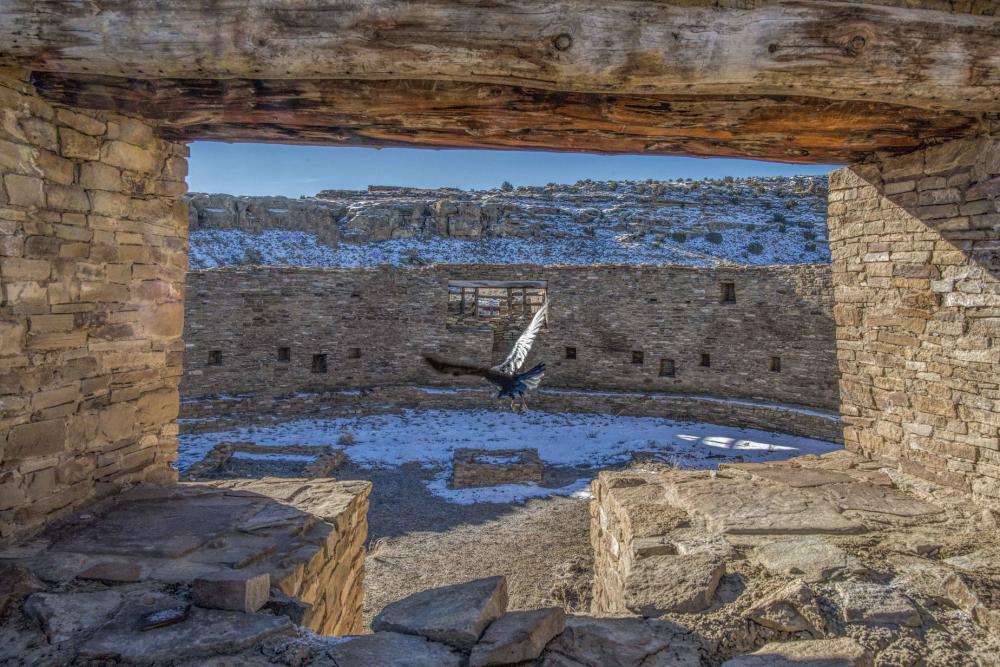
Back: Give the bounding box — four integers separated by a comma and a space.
425, 301, 548, 412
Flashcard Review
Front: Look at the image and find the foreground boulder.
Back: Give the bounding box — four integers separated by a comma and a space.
327, 631, 463, 667
372, 576, 508, 650
542, 616, 700, 667
470, 607, 566, 666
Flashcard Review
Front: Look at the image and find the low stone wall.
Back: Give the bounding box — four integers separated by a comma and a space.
207, 477, 370, 636
180, 384, 843, 444
0, 68, 189, 542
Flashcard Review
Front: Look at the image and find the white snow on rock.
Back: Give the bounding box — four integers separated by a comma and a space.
187, 176, 829, 269
178, 409, 841, 504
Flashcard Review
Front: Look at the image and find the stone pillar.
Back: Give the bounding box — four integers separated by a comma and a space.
0, 68, 189, 541
828, 134, 1000, 502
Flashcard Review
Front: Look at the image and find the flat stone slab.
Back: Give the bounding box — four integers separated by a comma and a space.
723, 463, 857, 488
722, 638, 872, 667
753, 536, 867, 583
661, 473, 865, 536
24, 590, 124, 644
372, 576, 508, 650
470, 607, 566, 667
820, 483, 943, 519
328, 632, 463, 667
51, 493, 263, 558
80, 600, 292, 663
624, 552, 725, 615
542, 616, 700, 667
452, 448, 544, 489
834, 581, 921, 627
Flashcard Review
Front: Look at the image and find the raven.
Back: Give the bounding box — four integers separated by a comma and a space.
425, 300, 548, 412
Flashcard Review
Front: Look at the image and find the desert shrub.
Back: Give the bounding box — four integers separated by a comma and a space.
747, 242, 764, 255
500, 180, 514, 192
805, 243, 817, 252
772, 211, 787, 224
337, 430, 356, 446
705, 231, 723, 244
671, 231, 687, 243
803, 231, 817, 240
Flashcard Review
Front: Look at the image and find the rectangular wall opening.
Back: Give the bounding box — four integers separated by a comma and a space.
770, 356, 781, 372
277, 347, 291, 362
311, 354, 328, 374
660, 358, 676, 377
348, 347, 361, 359
720, 281, 736, 303
632, 351, 644, 365
207, 350, 222, 366
565, 346, 577, 360
700, 353, 711, 367
447, 280, 547, 328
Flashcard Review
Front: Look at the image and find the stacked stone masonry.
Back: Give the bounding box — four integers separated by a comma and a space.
828, 134, 1000, 503
181, 264, 840, 426
0, 68, 189, 541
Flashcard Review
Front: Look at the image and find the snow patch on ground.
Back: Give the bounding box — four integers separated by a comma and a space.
178, 409, 841, 504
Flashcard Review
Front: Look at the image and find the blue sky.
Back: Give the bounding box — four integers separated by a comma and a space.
189, 142, 835, 197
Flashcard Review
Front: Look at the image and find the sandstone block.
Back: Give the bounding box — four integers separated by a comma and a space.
102, 140, 158, 173
624, 551, 725, 616
59, 127, 101, 160
834, 581, 921, 627
745, 580, 825, 635
80, 162, 123, 191
470, 607, 566, 667
192, 570, 270, 613
373, 576, 508, 650
5, 174, 45, 208
0, 563, 45, 611
753, 536, 867, 583
6, 418, 66, 460
77, 561, 142, 583
328, 632, 463, 667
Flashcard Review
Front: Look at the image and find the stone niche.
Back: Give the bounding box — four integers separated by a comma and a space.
0, 68, 189, 541
452, 448, 544, 489
828, 133, 1000, 503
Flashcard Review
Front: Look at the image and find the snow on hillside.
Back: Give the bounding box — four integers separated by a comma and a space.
188, 175, 829, 269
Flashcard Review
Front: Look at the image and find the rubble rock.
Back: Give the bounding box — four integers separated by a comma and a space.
470, 607, 566, 666
80, 602, 292, 662
24, 590, 124, 644
943, 572, 1000, 636
753, 536, 867, 583
834, 581, 921, 627
264, 589, 312, 625
77, 561, 142, 583
372, 576, 508, 650
327, 631, 463, 667
452, 448, 544, 489
0, 563, 45, 611
722, 637, 873, 666
193, 570, 271, 613
745, 580, 825, 635
541, 616, 700, 667
624, 552, 725, 615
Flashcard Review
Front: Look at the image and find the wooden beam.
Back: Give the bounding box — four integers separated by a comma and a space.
3, 1, 999, 113
30, 74, 980, 163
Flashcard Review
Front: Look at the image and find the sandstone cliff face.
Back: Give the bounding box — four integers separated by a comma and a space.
185, 177, 829, 268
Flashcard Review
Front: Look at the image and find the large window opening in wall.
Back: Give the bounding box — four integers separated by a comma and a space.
207, 350, 222, 366
447, 280, 547, 328
660, 358, 676, 377
632, 351, 644, 365
770, 356, 782, 372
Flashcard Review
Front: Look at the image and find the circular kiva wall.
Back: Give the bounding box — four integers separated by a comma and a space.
180, 264, 841, 442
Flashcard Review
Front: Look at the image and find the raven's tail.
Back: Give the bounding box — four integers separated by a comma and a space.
515, 362, 546, 391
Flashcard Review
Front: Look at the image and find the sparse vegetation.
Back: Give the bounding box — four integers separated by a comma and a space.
747, 242, 764, 255
705, 231, 723, 244
338, 430, 357, 446
500, 180, 514, 192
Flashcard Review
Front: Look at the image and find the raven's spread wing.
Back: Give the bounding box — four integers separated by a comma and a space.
496, 300, 548, 375
424, 355, 491, 377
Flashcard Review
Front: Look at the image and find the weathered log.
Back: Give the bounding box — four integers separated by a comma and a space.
29, 74, 980, 163
3, 1, 999, 113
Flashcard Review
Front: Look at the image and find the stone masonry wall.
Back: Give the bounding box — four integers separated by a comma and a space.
0, 68, 189, 541
181, 263, 839, 416
828, 134, 1000, 502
